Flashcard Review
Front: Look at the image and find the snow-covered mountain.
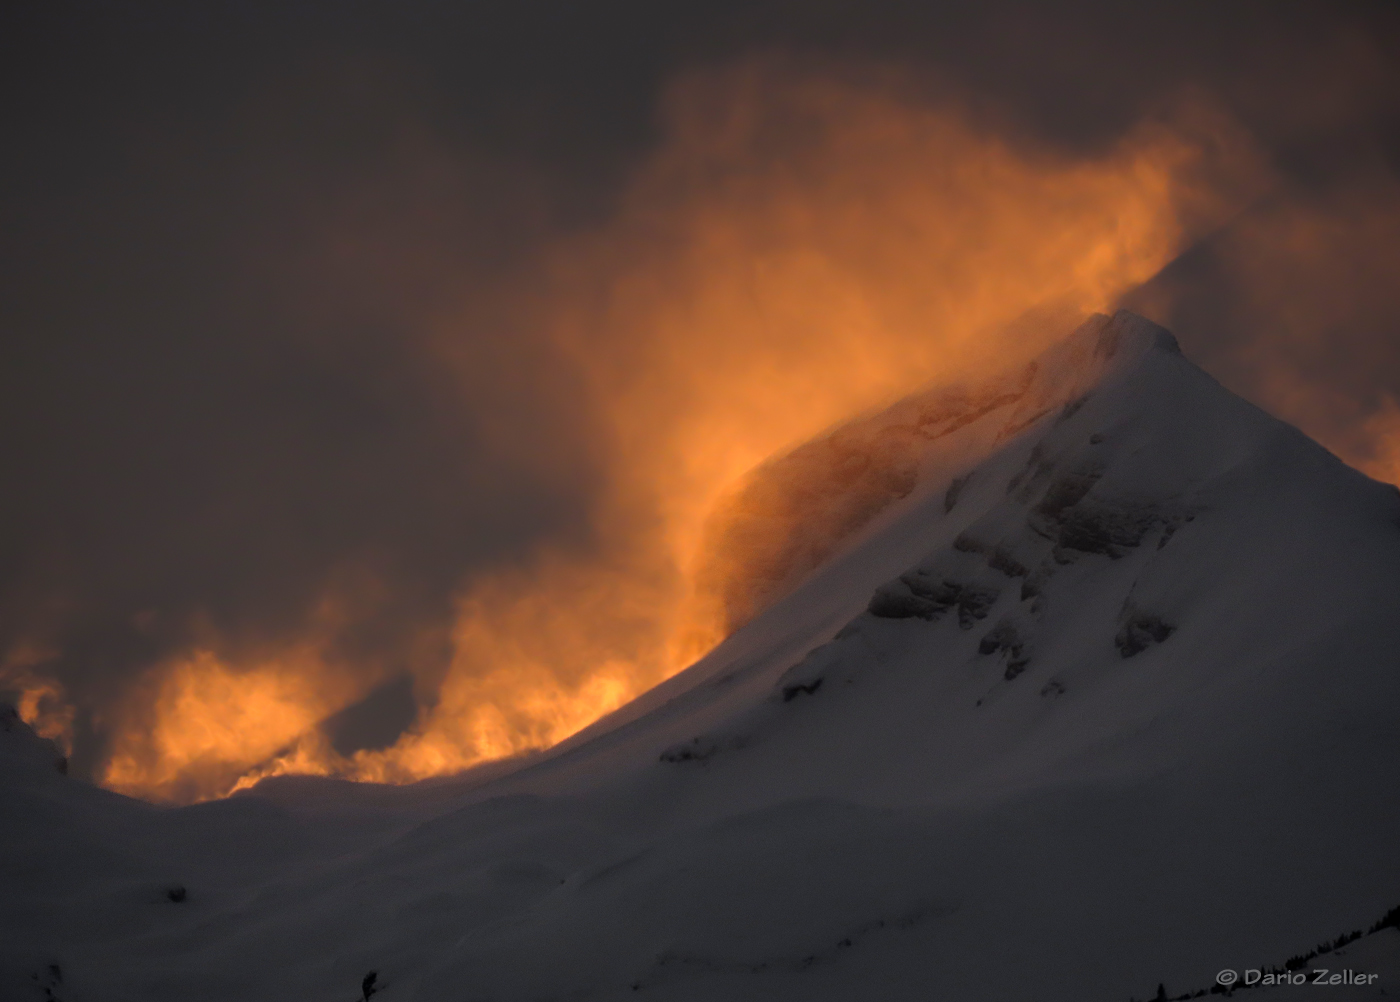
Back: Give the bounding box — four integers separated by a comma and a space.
5, 311, 1400, 1002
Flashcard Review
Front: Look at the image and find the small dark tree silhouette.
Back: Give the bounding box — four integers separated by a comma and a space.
362, 970, 379, 1001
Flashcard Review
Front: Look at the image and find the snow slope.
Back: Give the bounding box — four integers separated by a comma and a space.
4, 311, 1400, 1002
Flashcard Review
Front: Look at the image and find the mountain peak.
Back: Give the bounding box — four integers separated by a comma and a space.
690, 308, 1184, 636
1088, 308, 1182, 360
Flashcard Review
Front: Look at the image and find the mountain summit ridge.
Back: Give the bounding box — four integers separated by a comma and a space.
690, 308, 1183, 639
550, 309, 1393, 794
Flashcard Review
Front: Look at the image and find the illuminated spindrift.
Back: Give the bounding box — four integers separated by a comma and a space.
50, 64, 1266, 802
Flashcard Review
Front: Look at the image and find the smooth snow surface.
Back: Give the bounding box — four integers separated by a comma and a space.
5, 312, 1400, 1001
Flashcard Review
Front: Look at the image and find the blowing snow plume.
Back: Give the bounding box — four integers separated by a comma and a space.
11, 62, 1264, 802
1134, 177, 1400, 486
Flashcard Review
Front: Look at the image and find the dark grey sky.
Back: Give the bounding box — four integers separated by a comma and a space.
3, 0, 1398, 778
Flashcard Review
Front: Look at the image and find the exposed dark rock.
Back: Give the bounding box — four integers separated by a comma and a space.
955, 585, 1000, 628
944, 475, 971, 513
1116, 611, 1175, 657
1028, 466, 1178, 560
979, 622, 1030, 678
1155, 513, 1197, 549
1055, 508, 1143, 557
867, 574, 999, 627
1089, 432, 1106, 445
1034, 467, 1103, 520
952, 532, 982, 554
868, 582, 943, 620
896, 570, 952, 601
166, 885, 187, 903
1007, 443, 1054, 495
987, 548, 1029, 578
953, 534, 1029, 577
660, 737, 723, 764
781, 679, 823, 702
904, 573, 998, 626
775, 644, 840, 703
904, 575, 965, 607
1022, 564, 1053, 601
978, 626, 1012, 656
1056, 394, 1090, 424
1040, 679, 1065, 697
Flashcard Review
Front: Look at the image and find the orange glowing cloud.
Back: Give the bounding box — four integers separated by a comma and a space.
88, 60, 1268, 801
1358, 397, 1400, 488
100, 648, 353, 801
1176, 173, 1400, 488
1, 642, 74, 756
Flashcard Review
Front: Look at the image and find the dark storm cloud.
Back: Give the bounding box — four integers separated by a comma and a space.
2, 0, 1397, 777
